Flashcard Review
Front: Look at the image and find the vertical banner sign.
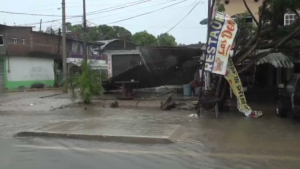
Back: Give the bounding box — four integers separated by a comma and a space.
224, 57, 253, 116
205, 12, 238, 75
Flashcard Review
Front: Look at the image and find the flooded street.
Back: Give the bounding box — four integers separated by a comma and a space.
1, 104, 300, 169
0, 90, 299, 168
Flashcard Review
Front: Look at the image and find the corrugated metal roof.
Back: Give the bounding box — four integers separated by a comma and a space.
230, 49, 294, 68
256, 50, 294, 68
137, 46, 203, 73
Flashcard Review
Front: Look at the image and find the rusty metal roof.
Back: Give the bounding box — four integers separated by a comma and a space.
256, 50, 294, 68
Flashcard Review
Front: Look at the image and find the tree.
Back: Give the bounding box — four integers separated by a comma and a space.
131, 31, 158, 46
204, 0, 300, 108
66, 23, 132, 41
157, 33, 177, 46
216, 0, 225, 12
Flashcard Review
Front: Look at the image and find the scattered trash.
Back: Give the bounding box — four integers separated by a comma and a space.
176, 102, 195, 111
160, 94, 175, 110
160, 94, 197, 111
110, 101, 119, 108
188, 114, 198, 117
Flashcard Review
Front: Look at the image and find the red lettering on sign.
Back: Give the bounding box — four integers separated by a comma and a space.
218, 18, 236, 57
218, 40, 227, 55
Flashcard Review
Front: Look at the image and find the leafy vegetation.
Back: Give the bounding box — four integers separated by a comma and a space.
131, 31, 158, 45
157, 33, 177, 46
66, 23, 177, 46
65, 59, 104, 104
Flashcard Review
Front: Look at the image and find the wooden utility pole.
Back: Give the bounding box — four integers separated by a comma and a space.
199, 0, 215, 98
82, 0, 87, 60
62, 0, 67, 93
39, 19, 42, 32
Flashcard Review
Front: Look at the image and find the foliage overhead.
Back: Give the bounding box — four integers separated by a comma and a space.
216, 0, 226, 12
227, 0, 300, 72
66, 23, 177, 46
157, 33, 177, 46
66, 23, 132, 41
204, 0, 300, 100
131, 31, 158, 46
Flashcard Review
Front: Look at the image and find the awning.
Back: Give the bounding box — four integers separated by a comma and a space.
256, 50, 294, 68
233, 50, 294, 68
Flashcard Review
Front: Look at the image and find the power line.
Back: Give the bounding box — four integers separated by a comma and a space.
21, 0, 155, 26
108, 0, 187, 24
0, 11, 67, 17
87, 0, 152, 15
86, 0, 179, 22
0, 0, 149, 17
165, 1, 202, 33
42, 1, 191, 30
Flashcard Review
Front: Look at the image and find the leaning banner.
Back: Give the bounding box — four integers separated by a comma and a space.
204, 12, 238, 75
224, 57, 263, 117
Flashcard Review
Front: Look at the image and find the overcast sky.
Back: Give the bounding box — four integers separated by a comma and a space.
0, 0, 208, 44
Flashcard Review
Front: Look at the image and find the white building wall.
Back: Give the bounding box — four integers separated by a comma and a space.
7, 56, 54, 81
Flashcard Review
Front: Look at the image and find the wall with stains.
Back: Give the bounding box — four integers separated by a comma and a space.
6, 56, 54, 90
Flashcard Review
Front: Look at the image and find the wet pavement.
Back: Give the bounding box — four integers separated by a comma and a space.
1, 91, 300, 168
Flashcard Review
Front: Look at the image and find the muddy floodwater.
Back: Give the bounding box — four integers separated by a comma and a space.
1, 100, 300, 169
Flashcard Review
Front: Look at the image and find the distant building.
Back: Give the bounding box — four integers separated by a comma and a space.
0, 24, 107, 91
224, 0, 262, 21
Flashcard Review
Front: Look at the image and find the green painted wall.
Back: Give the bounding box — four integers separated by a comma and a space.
1, 56, 55, 90
6, 80, 54, 90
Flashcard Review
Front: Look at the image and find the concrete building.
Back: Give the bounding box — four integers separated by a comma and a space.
0, 25, 61, 91
224, 0, 262, 20
0, 24, 107, 91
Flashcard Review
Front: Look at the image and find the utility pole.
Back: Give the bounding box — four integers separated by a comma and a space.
199, 0, 214, 98
62, 0, 67, 93
39, 19, 42, 32
82, 0, 87, 60
205, 0, 212, 90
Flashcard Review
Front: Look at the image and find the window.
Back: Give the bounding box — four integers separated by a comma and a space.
0, 35, 3, 46
71, 42, 78, 53
13, 37, 17, 44
284, 14, 297, 25
245, 16, 253, 23
71, 42, 82, 54
22, 38, 26, 44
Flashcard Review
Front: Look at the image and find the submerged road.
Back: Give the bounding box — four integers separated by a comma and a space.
1, 97, 300, 169
1, 135, 300, 169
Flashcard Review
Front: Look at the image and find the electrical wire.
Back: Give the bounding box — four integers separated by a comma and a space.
108, 0, 187, 24
21, 0, 180, 26
165, 0, 202, 33
0, 11, 66, 17
86, 0, 178, 21
87, 0, 152, 15
21, 0, 155, 25
0, 0, 151, 18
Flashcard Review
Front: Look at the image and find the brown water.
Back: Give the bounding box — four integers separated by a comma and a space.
1, 102, 300, 169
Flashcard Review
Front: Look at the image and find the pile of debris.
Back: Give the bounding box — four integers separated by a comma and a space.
160, 94, 198, 111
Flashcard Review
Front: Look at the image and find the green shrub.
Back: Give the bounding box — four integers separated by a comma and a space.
65, 59, 104, 104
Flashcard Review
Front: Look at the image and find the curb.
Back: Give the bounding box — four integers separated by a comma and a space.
7, 88, 62, 93
98, 100, 162, 108
15, 131, 176, 144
